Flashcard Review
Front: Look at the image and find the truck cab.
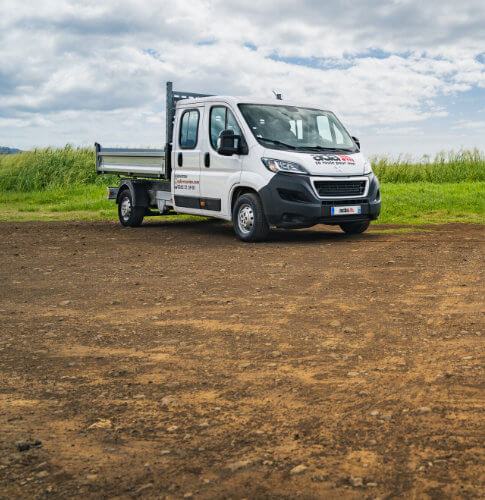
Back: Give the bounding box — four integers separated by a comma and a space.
96, 83, 381, 242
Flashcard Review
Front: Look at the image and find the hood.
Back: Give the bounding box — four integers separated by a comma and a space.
262, 149, 368, 176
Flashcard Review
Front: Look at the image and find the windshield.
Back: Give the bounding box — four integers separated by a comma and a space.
238, 104, 357, 153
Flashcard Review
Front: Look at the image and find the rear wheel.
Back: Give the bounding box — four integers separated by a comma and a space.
233, 193, 270, 242
339, 220, 370, 234
118, 189, 144, 227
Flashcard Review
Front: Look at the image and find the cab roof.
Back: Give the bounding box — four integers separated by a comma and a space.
177, 95, 330, 111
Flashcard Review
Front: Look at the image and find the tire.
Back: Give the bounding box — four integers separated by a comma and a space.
117, 189, 145, 227
232, 193, 270, 242
339, 220, 370, 234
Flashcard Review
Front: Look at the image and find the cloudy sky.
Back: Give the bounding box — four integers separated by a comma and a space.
1, 0, 484, 156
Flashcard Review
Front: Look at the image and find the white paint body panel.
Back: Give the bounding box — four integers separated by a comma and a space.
170, 96, 371, 220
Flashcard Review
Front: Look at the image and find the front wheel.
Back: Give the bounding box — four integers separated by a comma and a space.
232, 193, 270, 242
118, 189, 145, 227
339, 220, 370, 234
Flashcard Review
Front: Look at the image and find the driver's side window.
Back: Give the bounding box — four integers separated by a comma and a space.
210, 106, 242, 149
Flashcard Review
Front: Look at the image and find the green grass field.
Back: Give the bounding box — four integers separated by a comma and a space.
0, 147, 484, 225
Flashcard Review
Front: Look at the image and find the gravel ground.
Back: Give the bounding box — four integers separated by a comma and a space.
0, 221, 483, 499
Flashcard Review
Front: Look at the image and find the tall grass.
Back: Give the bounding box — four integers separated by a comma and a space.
0, 146, 115, 192
0, 146, 484, 193
372, 149, 485, 183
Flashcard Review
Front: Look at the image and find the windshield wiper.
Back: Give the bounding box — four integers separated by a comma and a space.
258, 138, 355, 153
257, 137, 298, 150
300, 146, 355, 152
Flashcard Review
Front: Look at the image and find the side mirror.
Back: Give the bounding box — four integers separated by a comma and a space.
217, 129, 241, 156
351, 136, 361, 150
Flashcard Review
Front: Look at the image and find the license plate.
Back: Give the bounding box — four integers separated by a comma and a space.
331, 205, 362, 216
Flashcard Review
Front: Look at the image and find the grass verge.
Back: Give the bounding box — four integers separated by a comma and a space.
377, 182, 484, 224
1, 182, 483, 224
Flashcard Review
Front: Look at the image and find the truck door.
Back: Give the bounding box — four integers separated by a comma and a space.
172, 106, 203, 212
200, 104, 244, 217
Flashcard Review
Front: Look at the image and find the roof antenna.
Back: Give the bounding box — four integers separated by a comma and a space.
273, 90, 283, 100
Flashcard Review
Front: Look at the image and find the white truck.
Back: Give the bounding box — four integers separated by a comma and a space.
96, 82, 381, 241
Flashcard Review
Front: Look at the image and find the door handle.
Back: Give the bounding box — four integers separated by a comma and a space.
177, 152, 183, 167
204, 152, 210, 168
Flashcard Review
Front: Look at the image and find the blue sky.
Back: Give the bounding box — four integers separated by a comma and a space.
1, 0, 484, 157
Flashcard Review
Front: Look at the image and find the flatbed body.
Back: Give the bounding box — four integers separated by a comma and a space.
95, 146, 166, 178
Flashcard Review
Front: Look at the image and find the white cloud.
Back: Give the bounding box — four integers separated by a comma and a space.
452, 119, 485, 131
0, 0, 484, 154
374, 126, 424, 136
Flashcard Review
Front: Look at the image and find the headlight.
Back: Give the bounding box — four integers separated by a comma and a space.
261, 158, 308, 174
364, 160, 373, 174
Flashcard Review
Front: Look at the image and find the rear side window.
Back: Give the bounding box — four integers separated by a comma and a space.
210, 106, 242, 149
179, 109, 199, 149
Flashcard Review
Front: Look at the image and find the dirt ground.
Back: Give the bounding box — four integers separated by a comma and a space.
0, 220, 483, 499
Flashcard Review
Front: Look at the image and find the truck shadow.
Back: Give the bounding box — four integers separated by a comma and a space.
141, 218, 381, 244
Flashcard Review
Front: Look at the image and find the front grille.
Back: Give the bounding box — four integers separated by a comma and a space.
314, 180, 366, 197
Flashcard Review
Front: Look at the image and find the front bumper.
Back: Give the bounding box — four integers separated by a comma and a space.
258, 172, 381, 228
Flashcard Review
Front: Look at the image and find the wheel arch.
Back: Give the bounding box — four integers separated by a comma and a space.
230, 185, 259, 213
116, 180, 149, 208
